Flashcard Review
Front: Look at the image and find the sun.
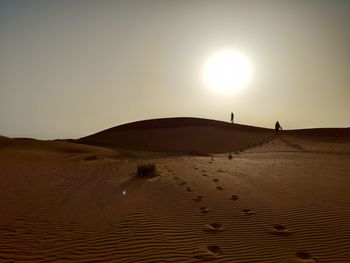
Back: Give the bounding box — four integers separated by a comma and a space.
203, 50, 253, 93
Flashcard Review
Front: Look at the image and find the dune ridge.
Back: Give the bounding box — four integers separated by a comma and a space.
79, 117, 350, 154
79, 117, 274, 154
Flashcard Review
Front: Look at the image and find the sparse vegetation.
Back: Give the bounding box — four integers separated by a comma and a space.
137, 163, 156, 177
228, 153, 233, 159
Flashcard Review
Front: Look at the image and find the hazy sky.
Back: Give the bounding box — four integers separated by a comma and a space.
1, 0, 349, 139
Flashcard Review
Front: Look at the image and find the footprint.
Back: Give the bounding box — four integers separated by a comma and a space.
178, 181, 187, 185
173, 176, 180, 180
202, 173, 208, 177
231, 194, 239, 200
193, 195, 203, 201
193, 245, 222, 260
216, 186, 224, 190
186, 187, 194, 192
213, 178, 219, 182
200, 207, 210, 213
84, 155, 98, 161
296, 252, 311, 259
241, 208, 255, 215
203, 223, 225, 232
294, 251, 318, 262
268, 224, 292, 236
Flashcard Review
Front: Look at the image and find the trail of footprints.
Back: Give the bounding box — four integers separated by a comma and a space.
169, 162, 318, 262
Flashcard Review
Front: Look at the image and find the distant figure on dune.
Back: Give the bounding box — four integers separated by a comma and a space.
231, 112, 234, 124
275, 121, 282, 134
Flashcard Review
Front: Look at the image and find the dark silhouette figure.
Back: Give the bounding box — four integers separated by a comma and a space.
275, 121, 282, 134
231, 112, 234, 124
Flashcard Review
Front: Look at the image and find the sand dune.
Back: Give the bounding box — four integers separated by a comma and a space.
0, 137, 117, 155
286, 127, 350, 142
1, 119, 350, 262
79, 118, 274, 154
281, 128, 350, 154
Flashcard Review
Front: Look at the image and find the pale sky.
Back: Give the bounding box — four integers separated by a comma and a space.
1, 0, 349, 139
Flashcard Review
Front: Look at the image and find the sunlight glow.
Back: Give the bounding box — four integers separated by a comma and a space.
203, 50, 253, 93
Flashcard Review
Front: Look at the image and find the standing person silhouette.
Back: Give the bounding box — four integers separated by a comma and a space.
231, 112, 234, 124
275, 121, 282, 134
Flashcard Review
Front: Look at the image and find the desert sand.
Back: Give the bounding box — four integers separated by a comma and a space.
0, 118, 350, 262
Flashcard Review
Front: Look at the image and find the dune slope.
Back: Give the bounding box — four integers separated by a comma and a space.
79, 117, 274, 154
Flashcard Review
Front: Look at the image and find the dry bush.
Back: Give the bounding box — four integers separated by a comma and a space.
137, 163, 156, 177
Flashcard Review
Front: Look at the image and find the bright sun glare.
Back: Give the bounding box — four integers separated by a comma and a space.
203, 50, 253, 93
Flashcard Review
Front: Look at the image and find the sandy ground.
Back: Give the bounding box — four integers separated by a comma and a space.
0, 126, 350, 262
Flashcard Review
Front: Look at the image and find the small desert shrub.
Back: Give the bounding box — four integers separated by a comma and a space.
228, 153, 233, 159
137, 163, 156, 177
